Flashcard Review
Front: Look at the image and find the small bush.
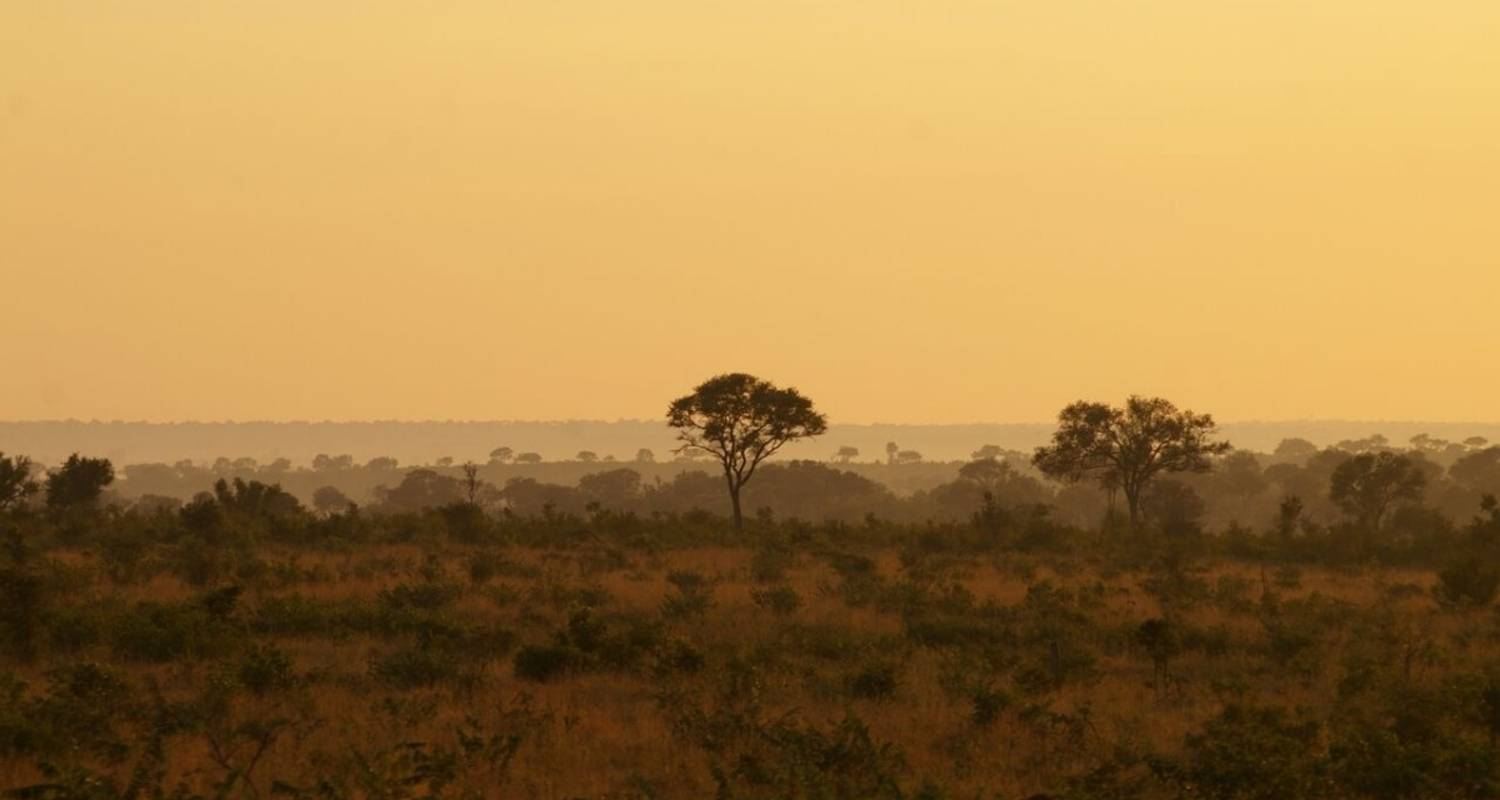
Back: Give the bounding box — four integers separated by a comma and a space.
371, 645, 460, 689
661, 571, 714, 620
750, 545, 794, 583
847, 661, 901, 700
379, 580, 462, 612
468, 552, 504, 585
1180, 705, 1327, 800
1436, 558, 1500, 607
751, 586, 802, 617
1273, 565, 1303, 590
971, 686, 1012, 726
513, 644, 583, 683
111, 602, 239, 663
653, 637, 706, 676
238, 644, 297, 695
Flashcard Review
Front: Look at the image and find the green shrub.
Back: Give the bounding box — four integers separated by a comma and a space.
0, 560, 47, 659
168, 536, 229, 587
369, 618, 514, 690
661, 570, 714, 620
751, 585, 802, 617
199, 584, 243, 620
1436, 558, 1500, 607
595, 615, 663, 670
653, 636, 706, 676
468, 552, 502, 585
1014, 639, 1096, 695
847, 661, 901, 701
1272, 565, 1303, 589
379, 580, 462, 612
44, 604, 106, 654
513, 644, 583, 683
903, 613, 1003, 649
1327, 683, 1499, 799
970, 685, 1011, 726
238, 644, 298, 695
712, 714, 909, 800
111, 601, 239, 662
784, 622, 874, 663
371, 645, 460, 689
252, 594, 350, 638
1180, 705, 1328, 800
750, 545, 794, 583
26, 662, 136, 760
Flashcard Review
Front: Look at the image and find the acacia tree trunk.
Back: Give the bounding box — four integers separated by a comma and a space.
725, 470, 744, 532
1124, 484, 1142, 527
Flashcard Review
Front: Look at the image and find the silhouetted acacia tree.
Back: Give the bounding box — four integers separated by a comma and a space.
0, 453, 38, 512
1450, 447, 1500, 494
579, 468, 642, 508
634, 448, 655, 464
312, 486, 351, 515
667, 373, 827, 531
374, 469, 462, 512
576, 451, 599, 463
885, 442, 899, 465
44, 454, 115, 511
514, 452, 542, 464
213, 477, 301, 520
489, 447, 514, 463
1409, 433, 1449, 454
1335, 434, 1390, 454
1329, 451, 1426, 529
1033, 396, 1230, 527
1272, 438, 1319, 464
958, 457, 1011, 493
834, 446, 860, 464
312, 454, 353, 471
971, 444, 1003, 461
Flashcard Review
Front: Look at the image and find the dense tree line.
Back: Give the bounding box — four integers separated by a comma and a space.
5, 377, 1500, 572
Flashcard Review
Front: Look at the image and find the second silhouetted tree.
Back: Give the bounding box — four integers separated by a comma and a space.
1033, 396, 1230, 527
0, 453, 38, 512
1329, 451, 1426, 529
45, 454, 115, 512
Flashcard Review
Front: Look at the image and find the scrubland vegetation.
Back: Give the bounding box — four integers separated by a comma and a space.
5, 387, 1500, 798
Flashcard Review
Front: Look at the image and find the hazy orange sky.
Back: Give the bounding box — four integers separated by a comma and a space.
4, 2, 1499, 424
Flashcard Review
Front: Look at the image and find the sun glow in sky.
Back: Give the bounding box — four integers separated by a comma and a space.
4, 2, 1500, 423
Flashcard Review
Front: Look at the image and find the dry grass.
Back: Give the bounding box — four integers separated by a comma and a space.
2, 539, 1493, 798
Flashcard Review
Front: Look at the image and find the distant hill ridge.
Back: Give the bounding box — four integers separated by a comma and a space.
3, 419, 1499, 466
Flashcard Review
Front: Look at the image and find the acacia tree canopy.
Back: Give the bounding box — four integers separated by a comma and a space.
0, 453, 38, 511
1032, 396, 1230, 526
45, 453, 115, 511
666, 373, 827, 531
1329, 451, 1426, 529
959, 457, 1013, 492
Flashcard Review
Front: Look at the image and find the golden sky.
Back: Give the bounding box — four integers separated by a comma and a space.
4, 2, 1499, 424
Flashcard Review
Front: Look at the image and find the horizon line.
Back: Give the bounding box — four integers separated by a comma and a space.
5, 417, 1500, 428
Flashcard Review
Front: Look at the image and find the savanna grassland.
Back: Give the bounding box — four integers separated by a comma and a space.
4, 503, 1500, 800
